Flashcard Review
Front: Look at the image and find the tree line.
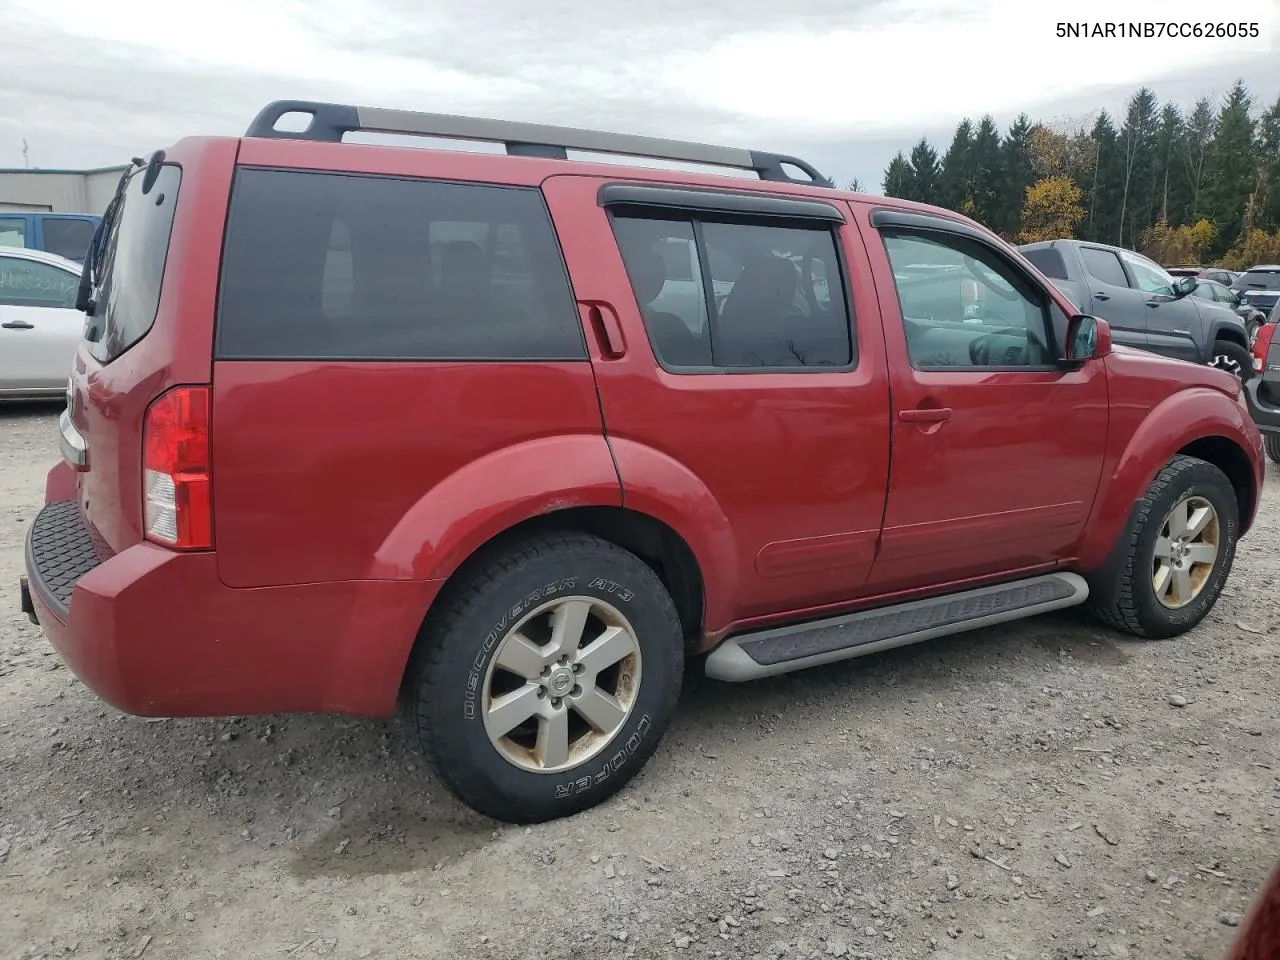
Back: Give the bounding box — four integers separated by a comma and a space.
873, 80, 1280, 270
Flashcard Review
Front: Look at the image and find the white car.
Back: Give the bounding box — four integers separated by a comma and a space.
0, 247, 84, 400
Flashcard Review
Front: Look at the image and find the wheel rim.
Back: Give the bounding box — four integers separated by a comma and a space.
1151, 495, 1220, 610
1208, 353, 1242, 378
481, 596, 642, 774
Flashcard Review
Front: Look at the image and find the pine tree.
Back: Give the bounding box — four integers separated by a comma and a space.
1118, 87, 1159, 247
1205, 80, 1257, 254
937, 119, 975, 214
969, 116, 1002, 229
846, 177, 867, 193
882, 153, 912, 199
1084, 112, 1123, 244
999, 114, 1035, 237
1183, 96, 1217, 223
1152, 104, 1188, 227
1256, 93, 1280, 233
907, 138, 940, 205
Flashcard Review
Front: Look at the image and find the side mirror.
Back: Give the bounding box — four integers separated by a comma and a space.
1064, 314, 1112, 362
1172, 276, 1196, 298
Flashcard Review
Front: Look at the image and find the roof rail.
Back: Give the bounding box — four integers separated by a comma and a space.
244, 100, 834, 187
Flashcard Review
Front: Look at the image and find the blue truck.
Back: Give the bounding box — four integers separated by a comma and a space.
0, 212, 101, 265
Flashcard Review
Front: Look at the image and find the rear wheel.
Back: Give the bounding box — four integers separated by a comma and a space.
1266, 433, 1280, 465
1089, 455, 1239, 639
1208, 340, 1254, 381
411, 533, 684, 823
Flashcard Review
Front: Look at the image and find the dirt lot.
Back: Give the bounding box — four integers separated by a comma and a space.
1, 401, 1277, 960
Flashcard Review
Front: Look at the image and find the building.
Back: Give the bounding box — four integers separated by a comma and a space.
0, 166, 129, 216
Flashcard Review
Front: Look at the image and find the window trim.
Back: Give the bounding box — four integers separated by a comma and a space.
598, 182, 846, 223
0, 254, 80, 310
872, 213, 1065, 374
213, 165, 590, 363
1078, 244, 1134, 290
605, 205, 859, 376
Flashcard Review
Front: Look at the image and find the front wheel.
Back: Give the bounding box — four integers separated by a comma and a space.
411, 533, 684, 823
1089, 454, 1239, 639
1266, 433, 1280, 465
1208, 340, 1255, 381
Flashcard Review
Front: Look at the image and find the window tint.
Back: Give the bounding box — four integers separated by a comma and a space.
0, 256, 78, 308
882, 231, 1053, 369
41, 218, 95, 262
611, 213, 853, 369
1120, 252, 1174, 296
89, 165, 182, 363
611, 217, 712, 366
216, 169, 585, 361
1080, 248, 1129, 288
0, 218, 26, 249
1021, 247, 1068, 280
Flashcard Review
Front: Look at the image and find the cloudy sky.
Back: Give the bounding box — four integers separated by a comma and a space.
2, 0, 1278, 193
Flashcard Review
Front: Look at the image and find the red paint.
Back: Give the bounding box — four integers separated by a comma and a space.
25, 129, 1266, 719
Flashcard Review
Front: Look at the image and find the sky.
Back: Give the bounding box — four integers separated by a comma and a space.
2, 0, 1278, 193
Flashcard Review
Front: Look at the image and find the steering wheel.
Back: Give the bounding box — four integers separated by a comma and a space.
969, 326, 1032, 365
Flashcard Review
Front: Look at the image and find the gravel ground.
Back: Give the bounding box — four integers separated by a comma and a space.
2, 401, 1278, 960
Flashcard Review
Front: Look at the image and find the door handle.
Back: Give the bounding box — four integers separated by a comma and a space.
1145, 301, 1160, 308
1093, 292, 1110, 301
1, 320, 35, 329
582, 302, 626, 359
898, 407, 953, 424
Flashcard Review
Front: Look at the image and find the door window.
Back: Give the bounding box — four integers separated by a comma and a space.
882, 231, 1053, 369
1120, 252, 1175, 297
1080, 247, 1130, 288
0, 255, 79, 308
0, 218, 26, 249
610, 213, 853, 370
41, 218, 96, 262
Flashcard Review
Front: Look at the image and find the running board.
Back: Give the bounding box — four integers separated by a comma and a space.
704, 572, 1089, 682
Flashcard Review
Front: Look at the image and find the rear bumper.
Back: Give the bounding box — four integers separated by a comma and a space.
1244, 378, 1280, 435
22, 496, 439, 718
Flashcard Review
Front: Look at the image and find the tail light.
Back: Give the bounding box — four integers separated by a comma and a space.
142, 386, 212, 550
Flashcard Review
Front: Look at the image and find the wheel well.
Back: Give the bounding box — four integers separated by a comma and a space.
417, 506, 705, 649
1179, 436, 1257, 528
1212, 327, 1247, 348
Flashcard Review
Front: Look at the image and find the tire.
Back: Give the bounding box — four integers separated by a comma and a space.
1088, 454, 1239, 640
1266, 433, 1280, 465
1207, 339, 1255, 381
411, 532, 683, 823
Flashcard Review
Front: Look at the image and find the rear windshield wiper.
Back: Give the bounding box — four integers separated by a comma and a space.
78, 157, 143, 337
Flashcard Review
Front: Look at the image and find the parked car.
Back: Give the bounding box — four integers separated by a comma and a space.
0, 246, 84, 399
0, 212, 102, 264
1190, 277, 1268, 338
1232, 264, 1280, 318
1247, 302, 1280, 463
18, 101, 1265, 824
1166, 264, 1239, 288
1019, 239, 1254, 379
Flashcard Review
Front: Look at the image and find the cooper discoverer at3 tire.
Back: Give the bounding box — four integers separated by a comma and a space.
1089, 454, 1239, 640
410, 532, 684, 823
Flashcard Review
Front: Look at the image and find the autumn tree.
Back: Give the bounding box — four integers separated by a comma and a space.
1017, 177, 1084, 243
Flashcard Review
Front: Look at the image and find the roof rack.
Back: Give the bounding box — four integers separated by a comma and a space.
244, 100, 834, 187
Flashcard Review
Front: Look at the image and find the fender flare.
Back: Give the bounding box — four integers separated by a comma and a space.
366, 434, 623, 582
1208, 319, 1249, 348
1076, 386, 1260, 570
607, 437, 739, 637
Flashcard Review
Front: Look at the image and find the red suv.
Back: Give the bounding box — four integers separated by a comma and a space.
18, 101, 1265, 823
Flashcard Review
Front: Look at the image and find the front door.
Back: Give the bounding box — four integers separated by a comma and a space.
1114, 249, 1205, 363
1077, 244, 1151, 351
541, 175, 892, 630
857, 208, 1109, 594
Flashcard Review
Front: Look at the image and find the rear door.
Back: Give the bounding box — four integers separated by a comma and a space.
542, 175, 891, 627
0, 253, 83, 392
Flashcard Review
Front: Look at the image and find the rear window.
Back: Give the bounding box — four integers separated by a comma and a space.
214, 169, 586, 361
88, 165, 182, 363
1020, 247, 1068, 281
1239, 270, 1280, 291
0, 217, 26, 249
41, 218, 96, 262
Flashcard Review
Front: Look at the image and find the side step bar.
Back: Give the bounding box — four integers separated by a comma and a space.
704, 572, 1089, 682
